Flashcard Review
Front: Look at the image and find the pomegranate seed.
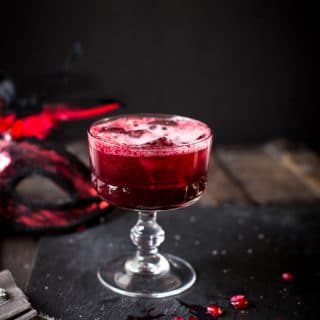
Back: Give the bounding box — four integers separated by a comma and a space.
230, 295, 249, 310
207, 304, 224, 317
282, 272, 294, 281
172, 317, 184, 320
188, 316, 199, 320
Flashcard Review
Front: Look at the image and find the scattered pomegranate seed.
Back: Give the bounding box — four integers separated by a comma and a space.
230, 295, 249, 309
207, 304, 224, 317
188, 316, 199, 320
282, 272, 294, 281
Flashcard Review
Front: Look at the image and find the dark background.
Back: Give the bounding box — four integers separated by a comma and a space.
0, 0, 317, 148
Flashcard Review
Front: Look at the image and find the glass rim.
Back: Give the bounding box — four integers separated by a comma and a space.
87, 113, 213, 149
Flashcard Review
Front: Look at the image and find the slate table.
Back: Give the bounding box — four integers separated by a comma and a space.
1, 139, 320, 319
26, 205, 320, 320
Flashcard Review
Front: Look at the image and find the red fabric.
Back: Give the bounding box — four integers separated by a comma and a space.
0, 102, 120, 140
48, 102, 119, 121
0, 114, 15, 132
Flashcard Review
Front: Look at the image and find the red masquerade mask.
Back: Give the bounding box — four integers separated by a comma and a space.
0, 138, 111, 233
0, 72, 121, 233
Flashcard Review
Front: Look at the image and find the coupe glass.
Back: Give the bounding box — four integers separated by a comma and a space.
88, 114, 212, 298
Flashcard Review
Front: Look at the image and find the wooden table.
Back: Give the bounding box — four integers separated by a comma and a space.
1, 139, 320, 291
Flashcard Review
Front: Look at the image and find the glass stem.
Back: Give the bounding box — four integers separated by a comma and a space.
125, 211, 170, 275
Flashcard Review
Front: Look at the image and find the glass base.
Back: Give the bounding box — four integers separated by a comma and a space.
97, 254, 196, 298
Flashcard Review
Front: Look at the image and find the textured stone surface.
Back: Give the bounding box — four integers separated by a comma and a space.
27, 205, 320, 319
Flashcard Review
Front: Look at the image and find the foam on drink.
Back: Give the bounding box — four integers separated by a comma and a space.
89, 115, 211, 156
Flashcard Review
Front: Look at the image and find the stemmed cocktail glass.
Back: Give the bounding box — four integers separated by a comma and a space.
88, 114, 212, 298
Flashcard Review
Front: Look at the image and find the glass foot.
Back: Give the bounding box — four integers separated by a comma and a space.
97, 254, 196, 298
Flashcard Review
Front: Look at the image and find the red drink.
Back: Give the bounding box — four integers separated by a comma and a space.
88, 114, 212, 210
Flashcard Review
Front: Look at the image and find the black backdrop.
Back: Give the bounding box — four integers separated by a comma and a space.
0, 1, 317, 148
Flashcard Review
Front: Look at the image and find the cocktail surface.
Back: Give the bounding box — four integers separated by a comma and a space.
88, 115, 212, 209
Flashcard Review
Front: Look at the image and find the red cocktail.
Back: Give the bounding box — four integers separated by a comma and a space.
88, 114, 213, 298
88, 115, 212, 209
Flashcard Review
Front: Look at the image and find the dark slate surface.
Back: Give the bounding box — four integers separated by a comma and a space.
27, 205, 320, 319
